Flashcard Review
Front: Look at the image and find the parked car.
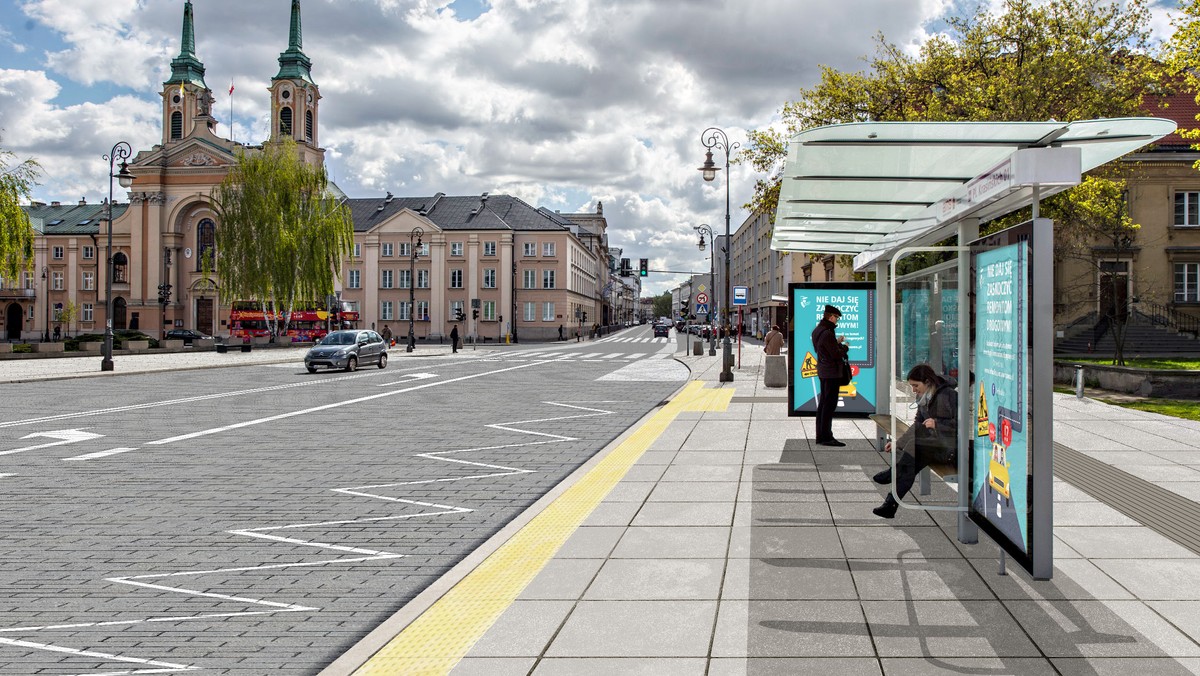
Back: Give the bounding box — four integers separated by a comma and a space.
304, 330, 387, 372
164, 329, 211, 345
653, 324, 671, 338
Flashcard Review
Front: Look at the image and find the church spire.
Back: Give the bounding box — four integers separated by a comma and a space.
274, 0, 314, 84
166, 0, 206, 87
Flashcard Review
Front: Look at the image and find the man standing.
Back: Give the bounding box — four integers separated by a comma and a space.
381, 324, 392, 346
558, 324, 564, 341
811, 305, 848, 447
764, 324, 785, 355
450, 324, 460, 353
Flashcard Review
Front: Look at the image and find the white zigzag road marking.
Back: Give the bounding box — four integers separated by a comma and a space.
0, 399, 614, 674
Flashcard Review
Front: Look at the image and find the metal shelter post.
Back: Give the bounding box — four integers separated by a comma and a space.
1031, 216, 1055, 579
874, 261, 891, 453
957, 218, 980, 545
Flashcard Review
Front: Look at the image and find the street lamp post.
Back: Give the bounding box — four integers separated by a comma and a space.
407, 227, 424, 352
694, 223, 716, 356
102, 141, 134, 372
699, 127, 739, 383
41, 266, 49, 342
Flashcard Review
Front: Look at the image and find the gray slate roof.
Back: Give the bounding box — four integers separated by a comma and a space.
345, 193, 575, 233
23, 202, 128, 236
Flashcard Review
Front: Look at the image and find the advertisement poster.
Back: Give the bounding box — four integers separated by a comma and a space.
789, 283, 876, 416
970, 242, 1029, 553
900, 288, 961, 379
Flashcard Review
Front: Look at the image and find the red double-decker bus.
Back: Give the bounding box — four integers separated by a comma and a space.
229, 301, 359, 342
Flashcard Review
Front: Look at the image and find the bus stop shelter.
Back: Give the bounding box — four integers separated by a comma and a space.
770, 118, 1175, 579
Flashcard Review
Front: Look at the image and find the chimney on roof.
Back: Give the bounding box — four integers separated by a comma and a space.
79, 197, 87, 205
31, 201, 45, 208
481, 192, 488, 201
51, 201, 60, 207
385, 191, 393, 203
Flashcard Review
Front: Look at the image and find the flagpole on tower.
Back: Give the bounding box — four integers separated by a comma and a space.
229, 80, 235, 143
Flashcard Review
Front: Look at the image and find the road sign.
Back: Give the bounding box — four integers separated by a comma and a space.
695, 303, 708, 314
695, 292, 709, 305
801, 352, 818, 378
733, 286, 748, 305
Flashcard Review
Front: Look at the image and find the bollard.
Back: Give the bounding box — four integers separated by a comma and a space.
1075, 364, 1084, 398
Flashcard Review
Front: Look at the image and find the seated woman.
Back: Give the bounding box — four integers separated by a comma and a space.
872, 364, 958, 519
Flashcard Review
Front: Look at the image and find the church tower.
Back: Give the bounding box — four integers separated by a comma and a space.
270, 0, 324, 164
161, 0, 215, 145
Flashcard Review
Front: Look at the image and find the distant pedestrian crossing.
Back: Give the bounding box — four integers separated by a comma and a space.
498, 349, 651, 362
594, 336, 669, 344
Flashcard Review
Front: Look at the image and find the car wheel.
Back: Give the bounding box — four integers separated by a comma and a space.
346, 356, 358, 372
377, 352, 388, 369
306, 365, 317, 373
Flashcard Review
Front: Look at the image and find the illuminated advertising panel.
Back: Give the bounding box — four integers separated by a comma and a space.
788, 282, 876, 417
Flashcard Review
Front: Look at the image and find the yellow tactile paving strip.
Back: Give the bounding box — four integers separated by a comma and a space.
353, 380, 733, 675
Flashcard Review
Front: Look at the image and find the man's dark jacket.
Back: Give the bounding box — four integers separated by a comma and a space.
811, 318, 848, 378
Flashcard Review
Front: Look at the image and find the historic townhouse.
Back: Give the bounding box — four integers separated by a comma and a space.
9, 1, 611, 343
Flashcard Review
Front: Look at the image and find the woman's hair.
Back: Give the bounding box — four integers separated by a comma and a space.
906, 363, 946, 388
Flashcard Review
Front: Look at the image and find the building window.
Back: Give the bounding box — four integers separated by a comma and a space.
305, 110, 314, 142
398, 301, 410, 321
483, 268, 496, 288
28, 304, 34, 320
170, 111, 182, 140
23, 272, 33, 289
82, 246, 94, 259
1176, 191, 1200, 227
348, 269, 361, 289
399, 242, 411, 257
83, 271, 95, 291
197, 219, 216, 270
381, 270, 394, 289
82, 303, 93, 322
415, 301, 429, 320
543, 242, 556, 257
52, 246, 64, 259
280, 106, 293, 137
353, 243, 362, 258
543, 269, 556, 289
52, 271, 64, 290
1177, 263, 1200, 302
523, 242, 536, 256
483, 300, 496, 321
450, 269, 463, 288
418, 243, 429, 257
543, 302, 555, 321
451, 242, 463, 256
382, 242, 394, 257
524, 301, 536, 321
417, 270, 429, 288
381, 301, 394, 320
450, 300, 464, 319
484, 241, 496, 257
523, 269, 535, 289
399, 269, 411, 289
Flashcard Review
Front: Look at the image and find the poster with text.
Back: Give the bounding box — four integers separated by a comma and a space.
970, 242, 1029, 553
789, 284, 876, 416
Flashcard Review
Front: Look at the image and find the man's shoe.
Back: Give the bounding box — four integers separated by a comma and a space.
872, 468, 891, 485
872, 499, 898, 519
816, 439, 846, 447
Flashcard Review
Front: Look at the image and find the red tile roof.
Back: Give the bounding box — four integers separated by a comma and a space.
1142, 91, 1200, 148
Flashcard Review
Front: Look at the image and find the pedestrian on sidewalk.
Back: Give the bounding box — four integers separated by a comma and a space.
872, 363, 959, 519
558, 324, 564, 341
811, 305, 848, 447
764, 324, 785, 355
450, 325, 459, 353
381, 324, 392, 346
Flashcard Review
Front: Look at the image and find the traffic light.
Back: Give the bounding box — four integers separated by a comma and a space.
455, 308, 465, 321
619, 257, 631, 277
639, 258, 648, 277
582, 311, 587, 322
157, 283, 172, 305
472, 308, 479, 320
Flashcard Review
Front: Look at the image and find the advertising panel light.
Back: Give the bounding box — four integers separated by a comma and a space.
788, 283, 876, 417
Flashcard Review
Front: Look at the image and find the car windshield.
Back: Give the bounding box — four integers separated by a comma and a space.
320, 332, 356, 346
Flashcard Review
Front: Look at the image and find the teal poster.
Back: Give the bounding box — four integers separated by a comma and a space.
900, 288, 961, 380
970, 243, 1029, 553
789, 284, 876, 416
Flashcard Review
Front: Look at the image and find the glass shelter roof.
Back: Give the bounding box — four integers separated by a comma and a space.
770, 118, 1176, 270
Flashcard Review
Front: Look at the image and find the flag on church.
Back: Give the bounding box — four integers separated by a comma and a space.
228, 81, 234, 95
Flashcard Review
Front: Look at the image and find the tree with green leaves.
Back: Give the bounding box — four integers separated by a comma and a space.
652, 291, 672, 320
743, 0, 1161, 220
1164, 1, 1200, 166
210, 138, 354, 339
1, 144, 40, 282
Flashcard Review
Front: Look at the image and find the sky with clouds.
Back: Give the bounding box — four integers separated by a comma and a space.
0, 0, 1182, 295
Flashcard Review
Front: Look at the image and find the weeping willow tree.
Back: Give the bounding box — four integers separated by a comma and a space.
1, 144, 40, 282
210, 139, 354, 339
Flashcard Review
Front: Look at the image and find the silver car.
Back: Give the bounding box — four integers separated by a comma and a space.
305, 330, 388, 372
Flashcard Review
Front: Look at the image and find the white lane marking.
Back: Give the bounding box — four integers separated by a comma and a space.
376, 372, 439, 387
0, 473, 14, 478
64, 447, 139, 461
146, 360, 552, 446
0, 636, 198, 673
0, 429, 104, 457
575, 352, 601, 359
